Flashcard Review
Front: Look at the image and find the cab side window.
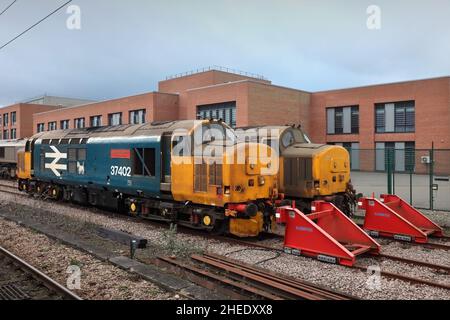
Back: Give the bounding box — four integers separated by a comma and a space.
132, 148, 155, 176
68, 148, 87, 175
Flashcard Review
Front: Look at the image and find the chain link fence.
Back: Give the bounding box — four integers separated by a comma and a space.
347, 148, 450, 211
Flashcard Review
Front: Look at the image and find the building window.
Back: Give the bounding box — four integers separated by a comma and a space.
60, 120, 70, 130
37, 123, 45, 133
395, 102, 415, 132
375, 106, 385, 133
334, 108, 343, 134
108, 112, 122, 126
375, 141, 415, 172
11, 112, 16, 125
3, 113, 8, 126
10, 129, 16, 139
351, 107, 359, 134
3, 130, 8, 139
90, 115, 102, 127
327, 106, 359, 134
74, 118, 85, 129
132, 148, 155, 176
48, 122, 57, 131
375, 101, 415, 133
197, 101, 237, 128
129, 109, 146, 124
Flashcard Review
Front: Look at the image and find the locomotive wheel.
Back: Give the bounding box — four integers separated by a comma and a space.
50, 186, 62, 200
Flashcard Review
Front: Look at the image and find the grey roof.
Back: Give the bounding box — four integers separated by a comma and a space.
32, 119, 232, 141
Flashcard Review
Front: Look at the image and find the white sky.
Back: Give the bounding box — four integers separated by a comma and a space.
0, 0, 449, 106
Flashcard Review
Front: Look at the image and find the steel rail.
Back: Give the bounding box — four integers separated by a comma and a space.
352, 264, 450, 291
156, 256, 281, 300
203, 237, 450, 291
376, 253, 450, 273
354, 222, 450, 250
0, 245, 82, 300
191, 254, 340, 300
198, 252, 355, 300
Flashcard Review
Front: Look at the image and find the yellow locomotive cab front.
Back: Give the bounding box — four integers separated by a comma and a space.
171, 139, 279, 237
17, 150, 32, 191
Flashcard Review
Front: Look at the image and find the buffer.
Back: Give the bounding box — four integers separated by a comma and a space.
277, 201, 380, 267
358, 194, 444, 243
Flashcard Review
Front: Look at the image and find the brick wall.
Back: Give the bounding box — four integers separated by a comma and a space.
247, 82, 311, 131
310, 77, 450, 150
32, 92, 179, 133
310, 77, 450, 172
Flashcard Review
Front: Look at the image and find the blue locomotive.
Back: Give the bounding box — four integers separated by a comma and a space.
17, 120, 279, 237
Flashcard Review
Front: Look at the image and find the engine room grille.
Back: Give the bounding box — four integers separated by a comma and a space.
284, 157, 312, 187
194, 162, 208, 192
208, 163, 223, 186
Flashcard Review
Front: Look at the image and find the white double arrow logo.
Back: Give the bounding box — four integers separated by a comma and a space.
45, 146, 67, 177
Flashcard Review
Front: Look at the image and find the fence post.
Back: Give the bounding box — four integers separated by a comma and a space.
387, 148, 393, 194
429, 143, 434, 210
409, 168, 413, 205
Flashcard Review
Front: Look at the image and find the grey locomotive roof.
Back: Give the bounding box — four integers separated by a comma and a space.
0, 139, 27, 148
31, 120, 231, 141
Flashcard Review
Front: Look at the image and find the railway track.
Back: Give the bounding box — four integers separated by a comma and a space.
0, 183, 19, 191
352, 221, 450, 250
0, 245, 81, 300
0, 183, 448, 293
157, 254, 355, 300
205, 234, 450, 291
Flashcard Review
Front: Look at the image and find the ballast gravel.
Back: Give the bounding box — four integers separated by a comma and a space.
0, 218, 172, 300
0, 188, 449, 300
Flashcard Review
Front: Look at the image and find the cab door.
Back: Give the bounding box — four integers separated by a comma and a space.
160, 132, 172, 192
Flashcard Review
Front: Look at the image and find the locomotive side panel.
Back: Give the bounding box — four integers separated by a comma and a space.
33, 137, 163, 197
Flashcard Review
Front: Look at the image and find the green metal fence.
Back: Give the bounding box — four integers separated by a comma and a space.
346, 147, 450, 211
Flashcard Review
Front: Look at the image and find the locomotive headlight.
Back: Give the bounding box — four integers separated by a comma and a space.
314, 180, 320, 189
258, 176, 265, 186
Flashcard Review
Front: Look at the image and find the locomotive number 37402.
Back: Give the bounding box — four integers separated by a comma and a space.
110, 166, 131, 177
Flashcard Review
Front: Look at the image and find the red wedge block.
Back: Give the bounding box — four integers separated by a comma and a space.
358, 194, 443, 243
279, 201, 380, 267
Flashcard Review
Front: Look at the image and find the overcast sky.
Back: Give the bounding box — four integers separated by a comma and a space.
0, 0, 449, 107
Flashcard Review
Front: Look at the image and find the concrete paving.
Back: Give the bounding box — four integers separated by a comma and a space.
351, 171, 450, 211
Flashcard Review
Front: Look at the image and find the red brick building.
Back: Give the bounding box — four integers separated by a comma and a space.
2, 67, 449, 172
0, 103, 63, 140
32, 68, 311, 133
310, 76, 450, 150
0, 95, 95, 140
33, 92, 179, 132
310, 76, 450, 172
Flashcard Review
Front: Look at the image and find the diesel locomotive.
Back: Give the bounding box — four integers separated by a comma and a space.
17, 120, 279, 237
0, 139, 26, 178
236, 125, 356, 215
